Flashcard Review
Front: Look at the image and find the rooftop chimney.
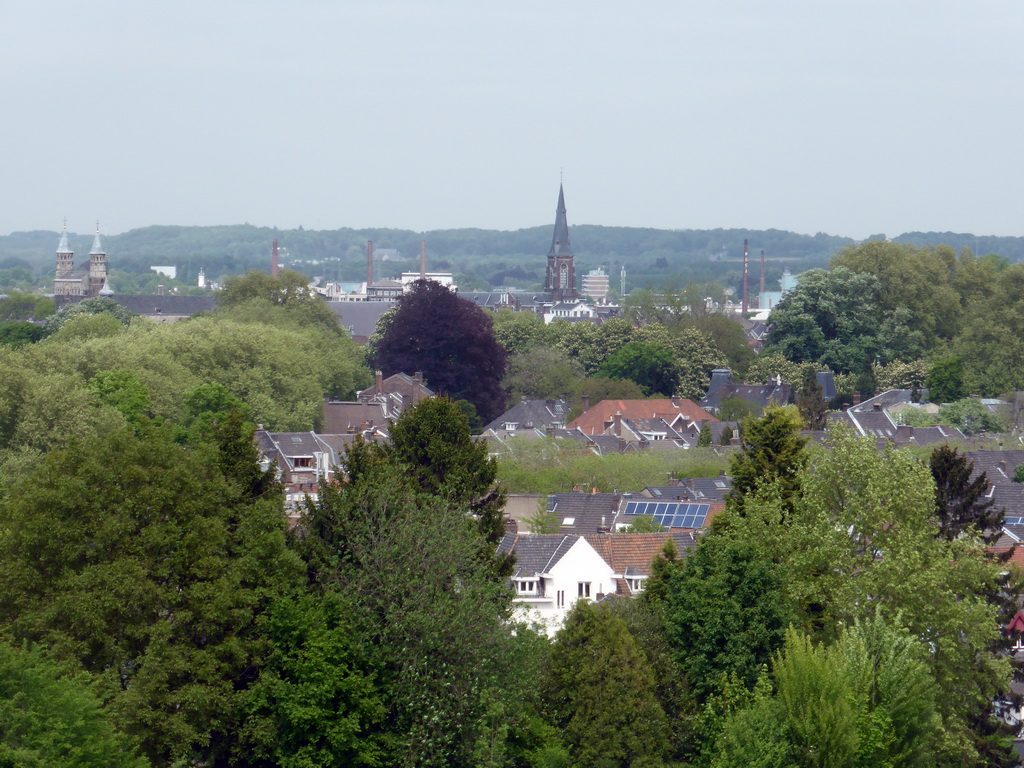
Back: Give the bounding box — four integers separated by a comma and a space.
742, 239, 749, 314
366, 240, 374, 287
759, 249, 766, 298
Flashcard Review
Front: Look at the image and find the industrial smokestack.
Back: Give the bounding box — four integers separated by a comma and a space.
760, 249, 766, 299
272, 239, 279, 277
742, 239, 749, 314
420, 240, 426, 281
366, 240, 373, 287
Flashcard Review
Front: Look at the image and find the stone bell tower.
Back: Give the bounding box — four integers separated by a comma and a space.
544, 184, 577, 302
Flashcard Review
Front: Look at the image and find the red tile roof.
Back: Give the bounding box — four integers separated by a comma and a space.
568, 398, 717, 435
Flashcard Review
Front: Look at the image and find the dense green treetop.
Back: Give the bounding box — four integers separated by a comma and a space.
726, 405, 808, 516
502, 345, 583, 402
0, 641, 149, 768
0, 422, 302, 765
544, 600, 669, 768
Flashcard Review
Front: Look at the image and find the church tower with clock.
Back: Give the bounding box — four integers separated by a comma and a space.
544, 184, 577, 302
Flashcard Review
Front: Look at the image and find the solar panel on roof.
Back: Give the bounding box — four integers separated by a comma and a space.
625, 501, 709, 529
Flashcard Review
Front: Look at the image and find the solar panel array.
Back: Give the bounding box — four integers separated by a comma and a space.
623, 501, 709, 529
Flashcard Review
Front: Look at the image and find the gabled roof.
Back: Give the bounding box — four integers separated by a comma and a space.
357, 372, 434, 403
991, 483, 1024, 523
966, 450, 1024, 485
548, 492, 622, 534
584, 532, 696, 576
701, 381, 792, 412
569, 398, 717, 435
483, 398, 570, 433
497, 533, 581, 577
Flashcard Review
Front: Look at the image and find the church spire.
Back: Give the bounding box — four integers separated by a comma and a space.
55, 220, 74, 279
544, 183, 577, 302
89, 221, 108, 297
89, 221, 106, 256
547, 183, 572, 257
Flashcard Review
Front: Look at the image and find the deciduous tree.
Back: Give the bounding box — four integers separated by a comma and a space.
372, 280, 508, 423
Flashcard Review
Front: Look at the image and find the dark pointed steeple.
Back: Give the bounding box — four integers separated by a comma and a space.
544, 183, 577, 301
548, 183, 572, 257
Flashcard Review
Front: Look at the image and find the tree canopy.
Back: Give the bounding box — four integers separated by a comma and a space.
372, 280, 508, 424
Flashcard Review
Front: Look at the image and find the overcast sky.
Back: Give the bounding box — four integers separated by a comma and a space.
3, 1, 1021, 239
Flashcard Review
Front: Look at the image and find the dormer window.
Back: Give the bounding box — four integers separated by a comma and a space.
624, 566, 648, 594
504, 422, 519, 431
626, 576, 647, 594
514, 579, 539, 595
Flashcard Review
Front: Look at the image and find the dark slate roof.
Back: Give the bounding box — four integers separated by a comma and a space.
327, 300, 397, 341
905, 425, 966, 445
967, 450, 1024, 485
843, 404, 898, 438
547, 183, 572, 257
498, 533, 579, 578
268, 432, 323, 457
460, 291, 549, 309
549, 492, 622, 534
483, 398, 570, 432
702, 382, 792, 412
587, 434, 634, 455
855, 389, 918, 411
642, 475, 733, 501
991, 484, 1024, 521
109, 294, 216, 316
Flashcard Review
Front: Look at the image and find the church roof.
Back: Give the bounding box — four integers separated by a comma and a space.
547, 183, 572, 257
57, 227, 73, 255
90, 229, 105, 255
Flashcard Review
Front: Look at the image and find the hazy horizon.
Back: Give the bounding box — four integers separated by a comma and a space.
5, 2, 1022, 240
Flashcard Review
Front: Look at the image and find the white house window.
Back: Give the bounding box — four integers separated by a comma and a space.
557, 590, 565, 608
504, 422, 519, 430
626, 576, 647, 594
1013, 635, 1024, 652
577, 582, 591, 599
514, 579, 538, 595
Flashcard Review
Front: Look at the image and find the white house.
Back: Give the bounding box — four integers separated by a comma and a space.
498, 532, 696, 636
543, 299, 597, 324
497, 534, 618, 636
